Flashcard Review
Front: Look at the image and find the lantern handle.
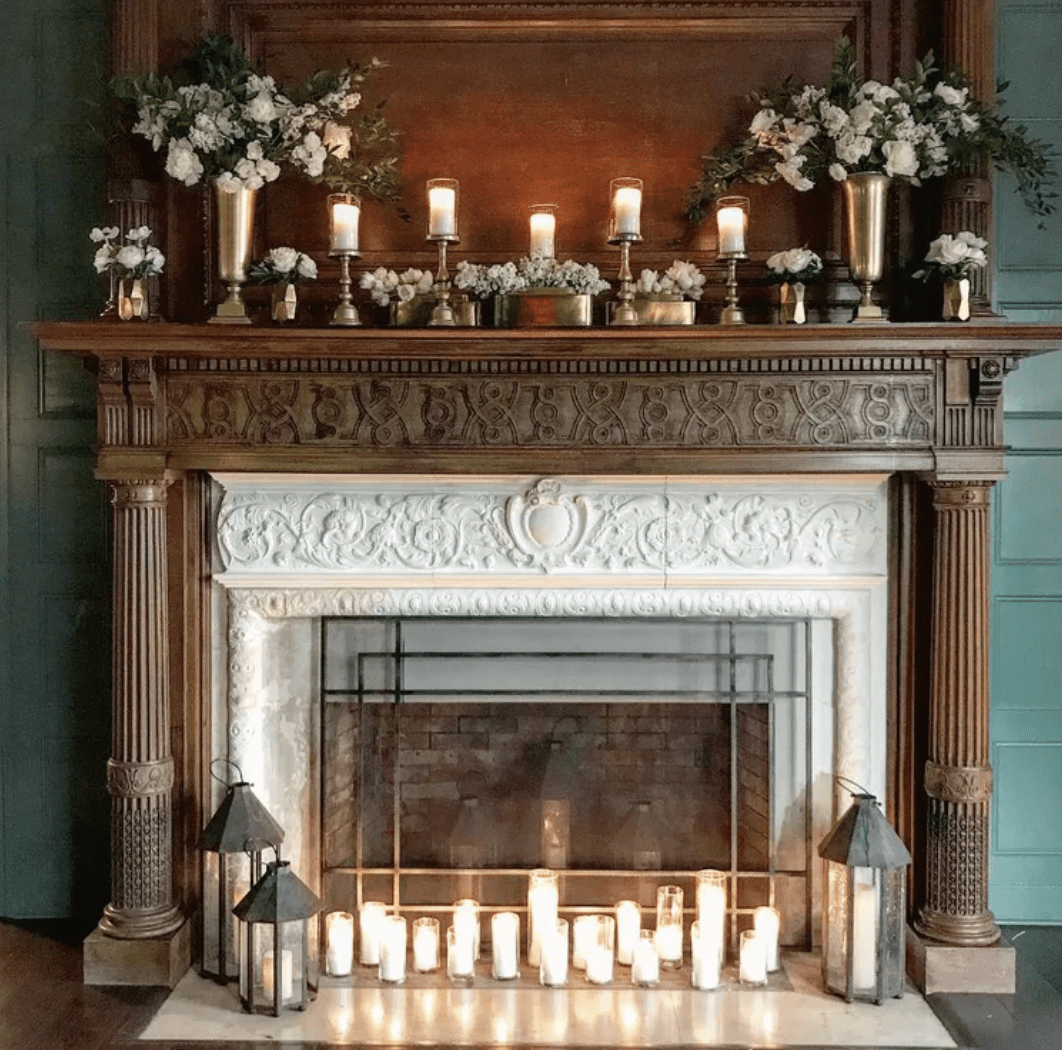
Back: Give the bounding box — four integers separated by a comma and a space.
834, 773, 876, 801
210, 757, 245, 788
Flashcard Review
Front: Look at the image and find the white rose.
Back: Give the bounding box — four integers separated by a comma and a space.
396, 283, 416, 303
750, 108, 778, 136
927, 235, 970, 266
323, 121, 352, 160
882, 139, 919, 178
256, 158, 281, 184
775, 156, 813, 192
116, 245, 144, 271
93, 245, 114, 273
781, 248, 815, 273
268, 247, 300, 273
828, 163, 848, 181
144, 246, 165, 273
296, 255, 318, 280
957, 230, 988, 250
164, 138, 204, 186
835, 135, 872, 166
245, 92, 278, 124
934, 83, 968, 107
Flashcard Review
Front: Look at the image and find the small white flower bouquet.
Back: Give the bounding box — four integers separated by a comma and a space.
635, 260, 707, 300
91, 226, 164, 319
454, 257, 610, 299
764, 247, 823, 283
360, 267, 435, 307
913, 231, 988, 283
249, 247, 318, 285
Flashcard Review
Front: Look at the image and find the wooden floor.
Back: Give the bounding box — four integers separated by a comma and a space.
4, 918, 1062, 1050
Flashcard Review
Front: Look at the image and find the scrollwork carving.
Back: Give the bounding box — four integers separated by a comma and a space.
107, 757, 175, 798
925, 760, 993, 803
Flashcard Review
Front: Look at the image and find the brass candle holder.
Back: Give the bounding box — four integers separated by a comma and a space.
608, 177, 643, 327
329, 251, 361, 327
328, 193, 362, 327
716, 195, 749, 326
427, 178, 459, 327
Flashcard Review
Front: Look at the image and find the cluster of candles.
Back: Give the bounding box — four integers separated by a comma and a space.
321, 870, 782, 990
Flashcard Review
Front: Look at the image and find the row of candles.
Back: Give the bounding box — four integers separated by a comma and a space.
320, 871, 784, 993
325, 179, 752, 327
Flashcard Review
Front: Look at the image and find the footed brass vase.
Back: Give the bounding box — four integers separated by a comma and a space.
210, 182, 257, 324
841, 172, 891, 323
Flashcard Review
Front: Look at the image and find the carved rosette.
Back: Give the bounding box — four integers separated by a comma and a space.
916, 480, 1000, 947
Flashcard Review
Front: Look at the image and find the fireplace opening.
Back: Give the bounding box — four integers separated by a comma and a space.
318, 615, 815, 952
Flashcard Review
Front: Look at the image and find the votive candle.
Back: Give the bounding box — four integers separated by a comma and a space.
326, 910, 355, 977
378, 914, 407, 984
412, 916, 440, 972
739, 929, 768, 985
631, 930, 660, 987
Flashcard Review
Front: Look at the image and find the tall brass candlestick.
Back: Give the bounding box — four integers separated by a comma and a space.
328, 193, 362, 327
427, 178, 460, 327
608, 177, 643, 327
716, 195, 749, 326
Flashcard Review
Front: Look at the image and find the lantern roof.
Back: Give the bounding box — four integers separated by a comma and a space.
198, 781, 285, 855
817, 793, 912, 869
233, 860, 323, 924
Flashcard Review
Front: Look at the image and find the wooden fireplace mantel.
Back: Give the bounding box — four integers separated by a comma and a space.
33, 319, 1062, 987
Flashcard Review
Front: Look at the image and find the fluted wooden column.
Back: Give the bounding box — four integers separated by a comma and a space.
915, 480, 1000, 946
99, 479, 183, 940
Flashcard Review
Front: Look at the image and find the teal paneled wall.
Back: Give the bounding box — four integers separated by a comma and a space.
0, 0, 111, 917
990, 0, 1062, 926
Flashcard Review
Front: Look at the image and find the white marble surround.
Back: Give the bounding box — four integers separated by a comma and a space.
209, 473, 890, 935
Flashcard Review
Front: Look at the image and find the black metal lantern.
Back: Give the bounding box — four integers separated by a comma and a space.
198, 764, 284, 983
818, 792, 912, 1004
234, 858, 323, 1016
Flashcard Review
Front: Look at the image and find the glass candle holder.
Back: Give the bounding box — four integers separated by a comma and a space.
584, 915, 615, 985
528, 869, 559, 968
609, 178, 643, 242
359, 901, 387, 966
427, 178, 459, 241
447, 923, 475, 981
325, 910, 355, 977
491, 911, 521, 980
412, 916, 440, 972
539, 918, 569, 987
715, 195, 749, 258
378, 915, 407, 984
529, 204, 557, 258
753, 906, 781, 972
739, 929, 768, 986
655, 884, 684, 968
453, 898, 481, 959
615, 900, 641, 966
572, 914, 596, 971
690, 920, 722, 990
631, 929, 660, 987
695, 870, 727, 948
328, 193, 361, 253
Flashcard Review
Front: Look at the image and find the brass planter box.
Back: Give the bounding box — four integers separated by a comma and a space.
390, 294, 479, 327
495, 289, 593, 328
606, 296, 697, 326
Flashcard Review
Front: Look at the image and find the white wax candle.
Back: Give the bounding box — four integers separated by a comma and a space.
331, 201, 360, 252
412, 918, 440, 972
691, 924, 721, 990
539, 920, 568, 987
447, 924, 475, 980
528, 877, 559, 967
631, 932, 660, 986
378, 915, 407, 984
572, 915, 595, 970
454, 899, 480, 959
585, 942, 613, 984
654, 924, 683, 965
529, 212, 556, 258
491, 911, 520, 980
739, 930, 767, 985
613, 186, 642, 237
696, 881, 727, 945
615, 901, 641, 966
428, 186, 456, 237
753, 906, 781, 972
360, 901, 387, 966
326, 911, 355, 977
852, 880, 879, 990
717, 206, 746, 254
262, 948, 293, 1002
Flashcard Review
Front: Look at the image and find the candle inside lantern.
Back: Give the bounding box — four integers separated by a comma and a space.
326, 910, 355, 977
412, 917, 440, 972
378, 915, 407, 984
360, 901, 387, 966
852, 877, 879, 990
528, 869, 559, 968
447, 923, 475, 980
491, 911, 521, 980
717, 206, 746, 255
584, 915, 614, 985
529, 208, 556, 258
690, 920, 722, 990
753, 906, 781, 972
331, 199, 360, 253
262, 948, 293, 1002
631, 930, 660, 986
453, 898, 481, 959
613, 185, 642, 238
739, 929, 768, 985
615, 900, 641, 966
428, 184, 457, 238
539, 918, 569, 987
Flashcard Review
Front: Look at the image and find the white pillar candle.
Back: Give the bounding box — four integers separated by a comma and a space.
428, 186, 456, 238
447, 923, 475, 980
331, 201, 360, 252
529, 211, 556, 258
615, 901, 641, 966
359, 901, 387, 966
378, 915, 407, 984
613, 186, 642, 237
739, 929, 768, 985
491, 911, 520, 980
528, 870, 559, 968
690, 921, 721, 990
454, 899, 480, 959
585, 941, 613, 984
852, 878, 879, 991
717, 206, 746, 254
753, 906, 781, 972
695, 871, 727, 947
326, 910, 355, 977
412, 917, 440, 972
654, 924, 682, 965
631, 930, 660, 987
539, 918, 568, 987
571, 914, 595, 971
262, 948, 293, 1002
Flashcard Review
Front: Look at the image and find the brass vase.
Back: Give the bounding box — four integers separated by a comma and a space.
942, 277, 971, 321
779, 281, 807, 324
271, 283, 298, 323
210, 182, 257, 324
841, 172, 891, 323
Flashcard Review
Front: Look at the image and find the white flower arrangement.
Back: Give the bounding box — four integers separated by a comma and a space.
634, 260, 706, 300
91, 225, 165, 278
913, 231, 988, 282
360, 267, 435, 306
249, 247, 318, 285
765, 247, 823, 283
113, 35, 402, 204
454, 257, 610, 298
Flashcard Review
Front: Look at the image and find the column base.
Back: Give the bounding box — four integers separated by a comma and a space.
914, 904, 1001, 947
84, 918, 191, 987
906, 925, 1014, 995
